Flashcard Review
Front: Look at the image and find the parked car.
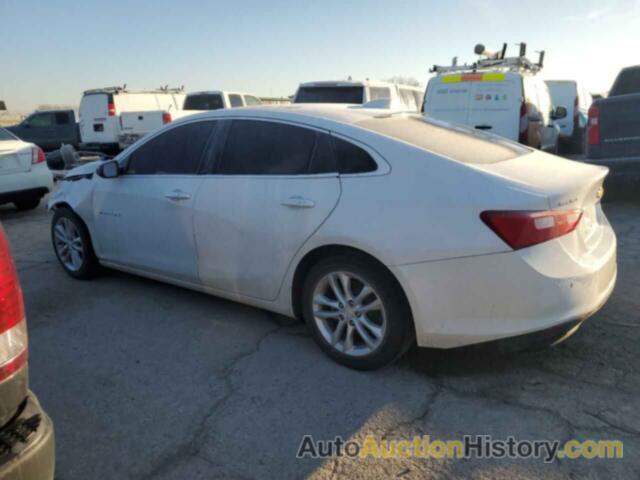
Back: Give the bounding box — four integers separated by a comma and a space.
183, 91, 263, 110
0, 223, 55, 479
79, 87, 185, 152
0, 128, 53, 211
546, 80, 592, 154
118, 91, 263, 149
293, 80, 424, 111
48, 106, 616, 370
6, 110, 80, 151
423, 69, 564, 152
587, 65, 640, 159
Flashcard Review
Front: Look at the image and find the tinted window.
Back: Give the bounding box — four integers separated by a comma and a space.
0, 128, 16, 141
332, 137, 377, 174
184, 94, 224, 110
308, 133, 336, 174
218, 120, 316, 175
229, 94, 244, 107
369, 87, 390, 101
55, 112, 71, 125
295, 86, 364, 104
127, 121, 215, 175
29, 113, 54, 127
611, 67, 640, 96
244, 95, 262, 106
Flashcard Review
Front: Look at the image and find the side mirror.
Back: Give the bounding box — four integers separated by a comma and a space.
551, 106, 568, 120
97, 160, 120, 179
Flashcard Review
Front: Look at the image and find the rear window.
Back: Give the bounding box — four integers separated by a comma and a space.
295, 86, 364, 104
369, 87, 390, 101
611, 67, 640, 96
0, 128, 16, 141
357, 115, 528, 164
184, 94, 224, 111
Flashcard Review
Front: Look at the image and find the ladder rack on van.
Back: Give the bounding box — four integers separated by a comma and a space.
430, 43, 545, 75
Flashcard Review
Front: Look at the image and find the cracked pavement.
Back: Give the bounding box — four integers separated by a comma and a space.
1, 199, 638, 479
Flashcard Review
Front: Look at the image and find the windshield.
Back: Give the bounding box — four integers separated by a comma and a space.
184, 94, 224, 110
0, 128, 17, 141
295, 86, 364, 104
357, 115, 528, 164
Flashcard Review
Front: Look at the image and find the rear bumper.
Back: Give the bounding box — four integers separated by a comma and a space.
0, 391, 55, 480
392, 224, 617, 349
0, 164, 53, 203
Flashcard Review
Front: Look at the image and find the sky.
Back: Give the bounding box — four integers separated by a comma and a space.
1, 0, 638, 112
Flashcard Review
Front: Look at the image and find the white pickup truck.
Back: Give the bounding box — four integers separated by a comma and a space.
118, 90, 262, 149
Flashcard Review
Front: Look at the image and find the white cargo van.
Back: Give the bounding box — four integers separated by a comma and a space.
79, 87, 185, 151
423, 46, 565, 152
293, 80, 424, 111
546, 80, 592, 153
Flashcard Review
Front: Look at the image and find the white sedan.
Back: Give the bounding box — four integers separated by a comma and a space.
48, 106, 617, 369
0, 128, 53, 210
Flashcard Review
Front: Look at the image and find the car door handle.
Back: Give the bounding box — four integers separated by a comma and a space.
164, 190, 192, 201
281, 196, 315, 208
475, 125, 492, 130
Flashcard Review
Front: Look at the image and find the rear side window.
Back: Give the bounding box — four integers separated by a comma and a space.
295, 86, 364, 104
244, 95, 262, 106
55, 112, 71, 125
228, 94, 244, 107
218, 120, 318, 175
611, 67, 640, 96
369, 87, 390, 101
127, 121, 215, 175
184, 94, 224, 110
332, 137, 377, 174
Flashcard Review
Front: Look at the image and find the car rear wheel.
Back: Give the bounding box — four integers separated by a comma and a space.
302, 255, 414, 370
13, 197, 40, 211
51, 208, 99, 279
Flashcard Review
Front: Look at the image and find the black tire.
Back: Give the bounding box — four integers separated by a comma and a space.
13, 197, 40, 211
302, 255, 414, 370
51, 207, 99, 279
570, 127, 585, 155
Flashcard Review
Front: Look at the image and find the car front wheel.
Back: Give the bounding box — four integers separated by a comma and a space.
302, 256, 414, 370
51, 208, 99, 279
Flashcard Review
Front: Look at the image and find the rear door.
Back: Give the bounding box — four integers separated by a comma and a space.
194, 119, 340, 300
467, 74, 521, 140
79, 93, 118, 144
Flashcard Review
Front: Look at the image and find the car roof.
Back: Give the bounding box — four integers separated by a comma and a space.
187, 91, 258, 97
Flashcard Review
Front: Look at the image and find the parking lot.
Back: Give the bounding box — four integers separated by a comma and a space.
0, 197, 636, 479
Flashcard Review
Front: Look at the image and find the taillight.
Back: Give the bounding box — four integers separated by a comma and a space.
518, 100, 528, 144
0, 225, 28, 381
31, 146, 45, 165
480, 209, 583, 250
587, 106, 600, 145
162, 112, 172, 124
107, 102, 116, 116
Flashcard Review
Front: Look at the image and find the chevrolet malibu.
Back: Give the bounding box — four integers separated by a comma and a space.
48, 105, 617, 370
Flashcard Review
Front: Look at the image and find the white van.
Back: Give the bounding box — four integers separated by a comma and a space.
79, 87, 185, 151
546, 80, 592, 153
293, 80, 424, 111
423, 70, 565, 152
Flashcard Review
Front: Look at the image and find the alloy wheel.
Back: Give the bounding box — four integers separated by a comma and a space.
53, 218, 84, 272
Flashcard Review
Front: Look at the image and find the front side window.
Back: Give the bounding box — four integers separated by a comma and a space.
126, 121, 215, 175
369, 87, 390, 101
332, 136, 377, 174
218, 120, 320, 175
228, 94, 244, 108
184, 94, 224, 111
29, 113, 54, 127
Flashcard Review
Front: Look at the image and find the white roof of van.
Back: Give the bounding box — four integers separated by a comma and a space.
298, 80, 422, 91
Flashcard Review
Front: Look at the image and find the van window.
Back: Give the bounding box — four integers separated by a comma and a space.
332, 136, 377, 174
229, 94, 244, 107
127, 121, 215, 175
218, 120, 316, 175
295, 86, 364, 104
358, 115, 527, 164
243, 95, 262, 106
184, 94, 224, 110
369, 87, 390, 101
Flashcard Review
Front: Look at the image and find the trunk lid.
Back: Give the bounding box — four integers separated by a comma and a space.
0, 141, 33, 175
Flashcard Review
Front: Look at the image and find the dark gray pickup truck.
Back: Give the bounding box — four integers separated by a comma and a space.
6, 110, 80, 152
587, 66, 640, 159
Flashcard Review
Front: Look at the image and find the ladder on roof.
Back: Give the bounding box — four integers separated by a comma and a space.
430, 43, 545, 75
